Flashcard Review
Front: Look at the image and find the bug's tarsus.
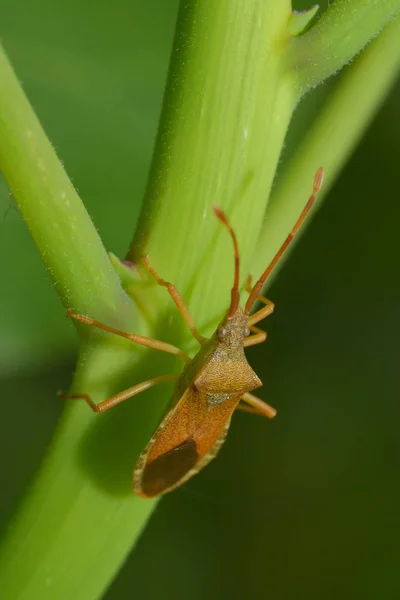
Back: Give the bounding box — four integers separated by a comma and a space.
245, 167, 324, 315
212, 206, 240, 317
58, 391, 99, 411
67, 308, 93, 325
142, 254, 205, 344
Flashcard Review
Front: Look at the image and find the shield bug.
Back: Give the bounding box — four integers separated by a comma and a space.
61, 167, 324, 497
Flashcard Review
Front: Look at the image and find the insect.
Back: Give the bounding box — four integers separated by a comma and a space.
61, 167, 324, 498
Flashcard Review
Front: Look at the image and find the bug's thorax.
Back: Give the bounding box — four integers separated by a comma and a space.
193, 306, 261, 397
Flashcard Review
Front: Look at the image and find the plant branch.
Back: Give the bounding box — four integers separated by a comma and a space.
0, 46, 128, 320
254, 14, 400, 280
287, 0, 400, 94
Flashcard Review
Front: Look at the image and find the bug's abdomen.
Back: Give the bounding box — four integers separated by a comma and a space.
140, 438, 198, 498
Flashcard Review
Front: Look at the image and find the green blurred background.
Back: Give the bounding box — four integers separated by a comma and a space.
1, 1, 399, 598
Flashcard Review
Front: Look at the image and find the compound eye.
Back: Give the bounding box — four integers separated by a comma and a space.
217, 327, 227, 340
244, 327, 250, 337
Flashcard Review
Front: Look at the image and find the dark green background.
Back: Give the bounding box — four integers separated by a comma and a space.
1, 2, 399, 599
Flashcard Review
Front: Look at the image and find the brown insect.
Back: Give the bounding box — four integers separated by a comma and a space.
61, 168, 324, 498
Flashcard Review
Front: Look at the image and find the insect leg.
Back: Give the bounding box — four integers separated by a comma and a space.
247, 300, 275, 327
238, 392, 276, 419
142, 256, 205, 344
243, 325, 267, 348
245, 275, 275, 327
67, 310, 190, 363
236, 403, 260, 415
58, 374, 177, 413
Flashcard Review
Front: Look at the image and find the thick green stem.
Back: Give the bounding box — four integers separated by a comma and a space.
288, 0, 400, 94
129, 0, 294, 335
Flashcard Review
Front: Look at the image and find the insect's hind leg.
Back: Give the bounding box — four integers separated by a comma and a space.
59, 374, 177, 413
142, 255, 205, 344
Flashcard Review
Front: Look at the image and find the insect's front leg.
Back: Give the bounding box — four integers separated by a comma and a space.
245, 276, 275, 327
247, 300, 275, 327
59, 374, 177, 413
67, 309, 190, 363
142, 256, 206, 344
243, 325, 267, 348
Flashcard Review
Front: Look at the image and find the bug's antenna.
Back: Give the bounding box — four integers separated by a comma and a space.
212, 206, 240, 318
245, 167, 324, 315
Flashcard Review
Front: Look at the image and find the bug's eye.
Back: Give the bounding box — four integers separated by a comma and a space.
217, 327, 227, 340
244, 327, 250, 337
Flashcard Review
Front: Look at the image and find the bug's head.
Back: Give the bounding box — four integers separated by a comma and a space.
216, 307, 250, 351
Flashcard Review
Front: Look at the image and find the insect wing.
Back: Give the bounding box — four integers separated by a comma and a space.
133, 385, 240, 497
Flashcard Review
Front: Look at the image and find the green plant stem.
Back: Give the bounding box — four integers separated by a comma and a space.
254, 15, 400, 278
129, 0, 294, 336
0, 46, 128, 319
288, 0, 400, 93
